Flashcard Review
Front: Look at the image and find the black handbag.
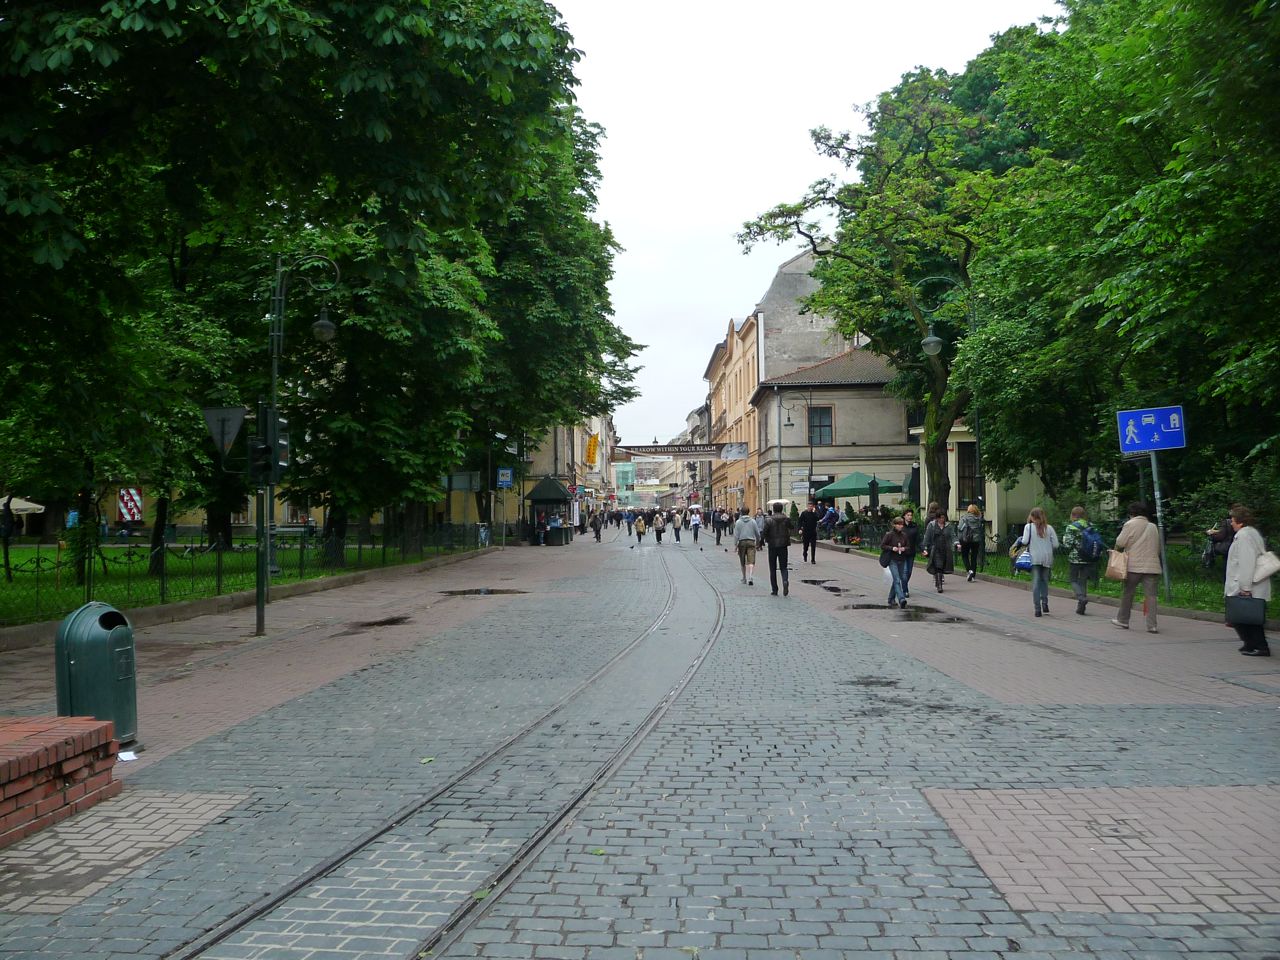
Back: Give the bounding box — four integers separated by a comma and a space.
879, 549, 892, 568
1225, 594, 1267, 626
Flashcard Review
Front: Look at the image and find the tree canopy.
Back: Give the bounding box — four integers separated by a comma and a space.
2, 1, 636, 526
746, 0, 1280, 517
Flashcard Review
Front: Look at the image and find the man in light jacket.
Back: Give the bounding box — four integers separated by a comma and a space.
733, 510, 761, 586
1112, 502, 1163, 633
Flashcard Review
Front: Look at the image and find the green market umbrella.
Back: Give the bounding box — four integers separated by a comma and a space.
813, 471, 903, 500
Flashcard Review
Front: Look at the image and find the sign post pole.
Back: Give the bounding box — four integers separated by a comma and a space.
1149, 451, 1173, 601
1116, 405, 1185, 604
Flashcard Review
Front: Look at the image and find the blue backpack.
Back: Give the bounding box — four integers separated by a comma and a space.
1078, 523, 1105, 562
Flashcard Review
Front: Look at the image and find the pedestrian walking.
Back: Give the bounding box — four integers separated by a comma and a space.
1205, 510, 1235, 575
881, 516, 911, 609
1062, 505, 1093, 614
1224, 505, 1272, 657
690, 509, 702, 543
957, 503, 983, 581
733, 510, 760, 585
922, 510, 956, 593
900, 508, 921, 598
653, 510, 666, 545
624, 509, 634, 536
1020, 507, 1059, 617
762, 502, 793, 596
671, 509, 682, 543
798, 501, 819, 564
634, 514, 646, 544
589, 511, 602, 542
1111, 502, 1162, 633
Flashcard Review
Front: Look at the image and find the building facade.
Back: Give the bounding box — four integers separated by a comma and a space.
753, 350, 915, 510
704, 315, 760, 511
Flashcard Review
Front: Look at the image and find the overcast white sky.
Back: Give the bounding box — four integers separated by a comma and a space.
549, 1, 1062, 446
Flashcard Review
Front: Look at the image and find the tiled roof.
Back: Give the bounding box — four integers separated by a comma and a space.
760, 349, 894, 387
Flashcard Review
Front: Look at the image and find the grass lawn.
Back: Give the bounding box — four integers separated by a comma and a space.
0, 536, 477, 628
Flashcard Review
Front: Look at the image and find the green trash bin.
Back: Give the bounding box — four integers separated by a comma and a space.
55, 602, 138, 746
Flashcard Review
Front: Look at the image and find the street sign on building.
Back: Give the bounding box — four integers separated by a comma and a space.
1116, 405, 1186, 453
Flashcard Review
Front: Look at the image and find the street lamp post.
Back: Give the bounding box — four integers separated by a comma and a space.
255, 253, 340, 637
774, 386, 814, 506
914, 276, 982, 513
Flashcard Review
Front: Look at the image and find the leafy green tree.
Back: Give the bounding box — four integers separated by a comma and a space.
742, 51, 1032, 508
971, 0, 1280, 504
1, 2, 590, 543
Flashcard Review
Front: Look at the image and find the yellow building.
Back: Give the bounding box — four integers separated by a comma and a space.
704, 315, 761, 512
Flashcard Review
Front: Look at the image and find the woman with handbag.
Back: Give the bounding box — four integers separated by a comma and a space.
1021, 507, 1059, 617
1111, 502, 1163, 633
1225, 505, 1272, 657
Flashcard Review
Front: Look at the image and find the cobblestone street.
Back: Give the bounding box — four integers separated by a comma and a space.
2, 530, 1277, 959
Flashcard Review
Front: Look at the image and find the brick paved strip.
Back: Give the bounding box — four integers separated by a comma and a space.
0, 789, 245, 914
925, 785, 1280, 914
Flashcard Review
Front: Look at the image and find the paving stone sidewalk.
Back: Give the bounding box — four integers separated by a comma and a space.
1, 528, 1277, 959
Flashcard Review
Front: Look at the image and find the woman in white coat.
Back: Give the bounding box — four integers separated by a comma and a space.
1225, 505, 1271, 657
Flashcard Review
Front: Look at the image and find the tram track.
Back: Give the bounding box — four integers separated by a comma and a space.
165, 529, 727, 960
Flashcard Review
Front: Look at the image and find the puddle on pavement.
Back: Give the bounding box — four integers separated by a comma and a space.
353, 615, 413, 627
837, 603, 968, 624
835, 676, 900, 687
440, 588, 528, 596
331, 614, 414, 638
801, 579, 834, 585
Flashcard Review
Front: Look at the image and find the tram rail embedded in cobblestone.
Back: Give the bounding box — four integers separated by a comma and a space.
165, 533, 726, 960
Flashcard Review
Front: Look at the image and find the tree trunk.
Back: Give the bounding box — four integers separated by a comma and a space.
149, 496, 169, 576
323, 504, 348, 567
206, 507, 233, 550
73, 485, 94, 586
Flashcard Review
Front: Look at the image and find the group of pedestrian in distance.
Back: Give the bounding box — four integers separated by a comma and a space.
612, 494, 1274, 659
889, 499, 1273, 658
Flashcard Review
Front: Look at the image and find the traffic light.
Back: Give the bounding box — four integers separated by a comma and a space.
247, 405, 289, 484
248, 435, 273, 486
266, 410, 289, 481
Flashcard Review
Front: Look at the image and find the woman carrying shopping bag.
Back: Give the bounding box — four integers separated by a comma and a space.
1020, 507, 1059, 618
1224, 505, 1274, 657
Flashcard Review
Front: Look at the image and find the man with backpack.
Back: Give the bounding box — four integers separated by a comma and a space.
1062, 505, 1105, 615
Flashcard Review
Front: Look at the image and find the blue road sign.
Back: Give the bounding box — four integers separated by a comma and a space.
497, 467, 514, 489
1116, 405, 1186, 453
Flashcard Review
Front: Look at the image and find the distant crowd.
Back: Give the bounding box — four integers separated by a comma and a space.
596, 496, 1274, 659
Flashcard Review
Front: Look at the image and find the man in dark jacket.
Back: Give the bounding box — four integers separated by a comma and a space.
762, 502, 793, 597
797, 501, 819, 564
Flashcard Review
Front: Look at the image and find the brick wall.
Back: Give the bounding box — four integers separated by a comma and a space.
0, 716, 121, 850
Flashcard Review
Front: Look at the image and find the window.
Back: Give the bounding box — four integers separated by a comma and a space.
808, 406, 833, 446
957, 441, 978, 505
284, 503, 309, 524
230, 502, 250, 525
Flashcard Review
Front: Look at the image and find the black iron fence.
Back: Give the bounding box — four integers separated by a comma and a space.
0, 524, 490, 628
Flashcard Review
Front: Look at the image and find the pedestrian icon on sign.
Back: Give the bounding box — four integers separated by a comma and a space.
1124, 419, 1140, 446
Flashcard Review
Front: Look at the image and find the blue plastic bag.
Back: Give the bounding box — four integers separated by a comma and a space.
1013, 549, 1033, 572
